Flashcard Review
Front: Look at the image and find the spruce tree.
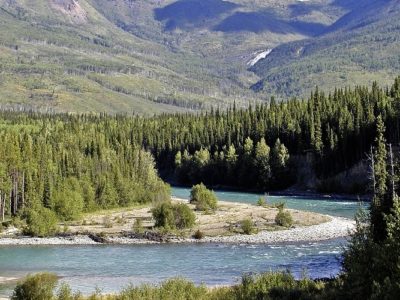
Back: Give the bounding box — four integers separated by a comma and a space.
371, 115, 389, 242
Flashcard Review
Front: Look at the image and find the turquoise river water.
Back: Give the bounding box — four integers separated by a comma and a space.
0, 187, 369, 296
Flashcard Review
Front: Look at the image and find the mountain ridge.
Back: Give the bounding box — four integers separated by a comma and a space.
0, 0, 398, 113
250, 0, 400, 97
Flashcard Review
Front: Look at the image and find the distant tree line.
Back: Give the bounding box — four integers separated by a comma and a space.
149, 77, 400, 191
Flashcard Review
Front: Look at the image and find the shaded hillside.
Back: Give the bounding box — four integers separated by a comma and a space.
251, 0, 400, 97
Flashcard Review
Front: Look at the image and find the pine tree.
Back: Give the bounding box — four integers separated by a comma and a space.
371, 115, 389, 242
255, 138, 271, 189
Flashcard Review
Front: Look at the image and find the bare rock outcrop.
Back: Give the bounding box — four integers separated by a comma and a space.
51, 0, 87, 24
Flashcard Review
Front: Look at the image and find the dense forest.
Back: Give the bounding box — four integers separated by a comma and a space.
8, 111, 400, 299
0, 77, 399, 225
0, 115, 170, 227
153, 77, 400, 191
8, 80, 400, 299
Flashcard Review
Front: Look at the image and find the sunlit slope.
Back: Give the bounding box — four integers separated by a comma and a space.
1, 0, 396, 112
0, 0, 241, 113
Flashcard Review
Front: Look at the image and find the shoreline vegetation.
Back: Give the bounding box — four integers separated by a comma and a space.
0, 198, 354, 246
4, 272, 342, 300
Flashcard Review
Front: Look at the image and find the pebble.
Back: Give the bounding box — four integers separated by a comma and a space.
0, 217, 355, 246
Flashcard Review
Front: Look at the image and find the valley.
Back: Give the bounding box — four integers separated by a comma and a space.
0, 0, 397, 113
0, 1, 400, 299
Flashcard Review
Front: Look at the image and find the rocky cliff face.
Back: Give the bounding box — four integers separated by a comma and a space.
51, 0, 87, 24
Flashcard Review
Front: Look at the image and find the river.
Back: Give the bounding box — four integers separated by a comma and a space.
0, 187, 368, 296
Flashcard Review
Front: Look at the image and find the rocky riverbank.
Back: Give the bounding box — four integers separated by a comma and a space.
0, 195, 358, 246
0, 216, 354, 246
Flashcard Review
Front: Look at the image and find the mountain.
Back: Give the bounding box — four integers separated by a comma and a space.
250, 0, 400, 97
0, 0, 397, 113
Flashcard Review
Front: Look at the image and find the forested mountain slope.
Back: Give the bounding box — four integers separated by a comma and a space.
251, 0, 400, 97
0, 0, 398, 113
0, 0, 232, 113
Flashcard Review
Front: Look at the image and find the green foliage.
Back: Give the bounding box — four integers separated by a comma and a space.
174, 203, 196, 230
272, 202, 286, 210
340, 202, 400, 299
251, 2, 400, 99
52, 179, 84, 221
152, 202, 195, 230
117, 278, 208, 300
255, 138, 272, 189
0, 79, 399, 223
12, 273, 58, 300
257, 197, 267, 207
152, 202, 175, 230
0, 0, 397, 115
162, 79, 399, 193
24, 207, 59, 237
56, 283, 75, 300
0, 78, 400, 230
241, 218, 255, 235
232, 271, 325, 300
12, 272, 331, 300
0, 114, 170, 226
190, 184, 218, 212
340, 115, 400, 299
193, 229, 204, 240
371, 115, 390, 242
275, 209, 293, 228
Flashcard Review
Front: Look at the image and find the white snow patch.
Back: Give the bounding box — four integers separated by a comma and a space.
247, 49, 272, 67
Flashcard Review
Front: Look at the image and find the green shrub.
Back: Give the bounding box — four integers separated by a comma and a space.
241, 218, 255, 235
152, 202, 195, 230
57, 283, 74, 300
257, 197, 266, 207
52, 188, 84, 221
275, 209, 293, 228
152, 201, 176, 229
340, 201, 400, 299
272, 201, 286, 210
12, 217, 25, 229
190, 183, 218, 212
193, 229, 204, 240
12, 273, 58, 300
24, 207, 59, 237
174, 203, 196, 229
11, 272, 331, 300
119, 278, 208, 300
232, 271, 324, 300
